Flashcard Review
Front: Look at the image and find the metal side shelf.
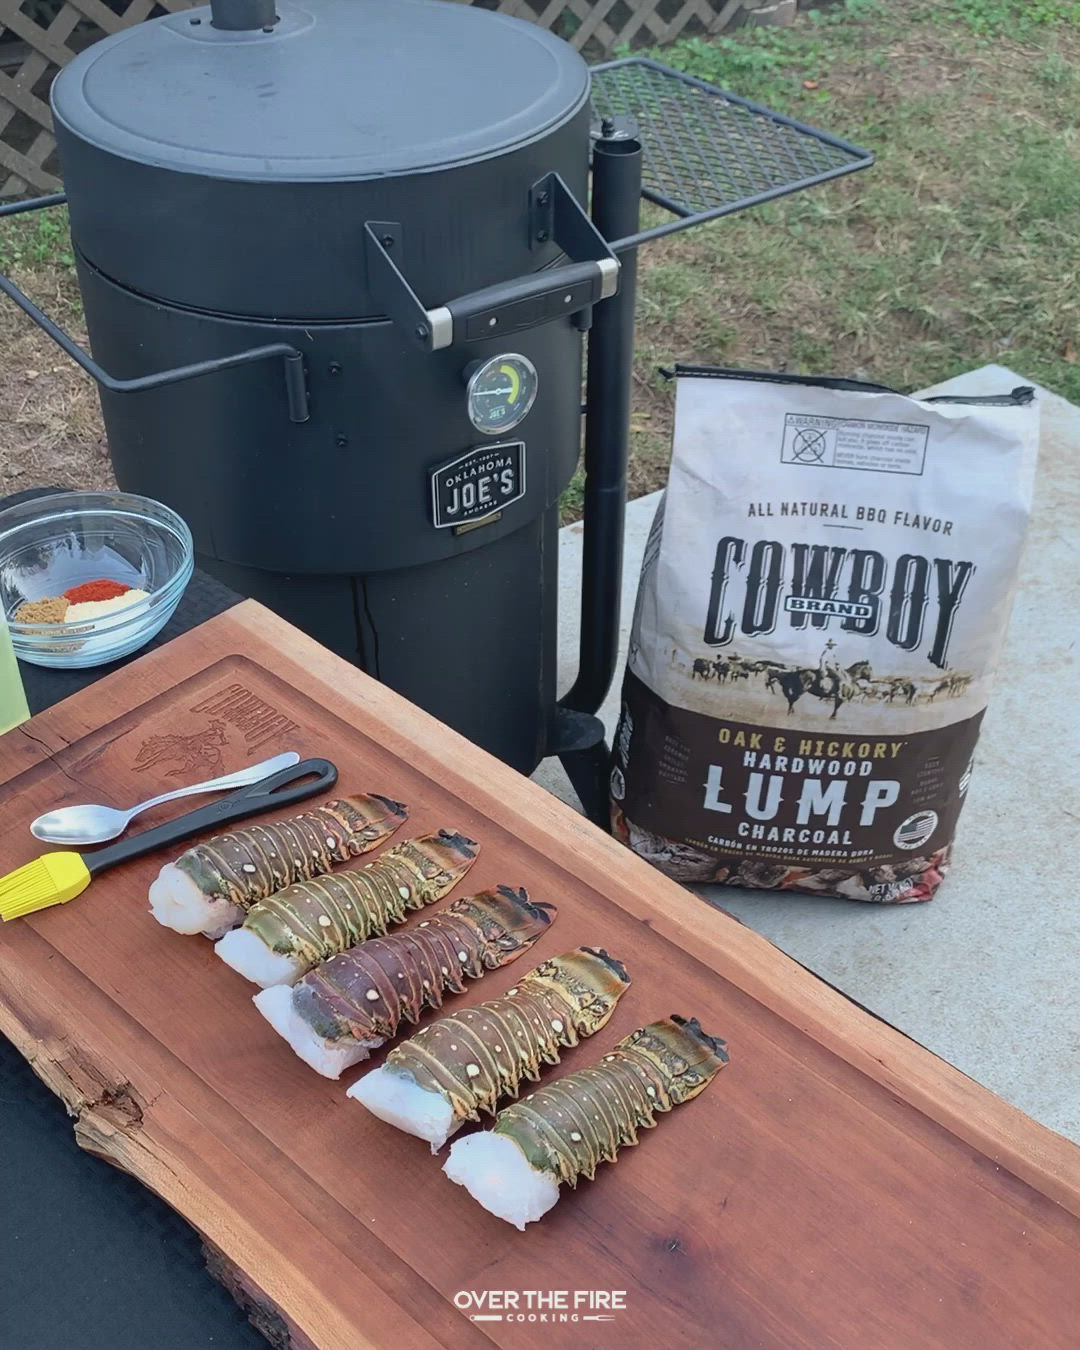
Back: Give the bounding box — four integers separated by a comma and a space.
590, 57, 873, 250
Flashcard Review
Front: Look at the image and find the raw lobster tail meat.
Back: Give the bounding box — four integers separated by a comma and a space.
443, 1016, 728, 1229
149, 794, 408, 937
215, 830, 478, 987
348, 947, 631, 1148
254, 886, 556, 1079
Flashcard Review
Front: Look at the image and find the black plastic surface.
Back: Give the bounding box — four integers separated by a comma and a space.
0, 1035, 267, 1350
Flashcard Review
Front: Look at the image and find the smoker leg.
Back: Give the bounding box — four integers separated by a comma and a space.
558, 742, 612, 829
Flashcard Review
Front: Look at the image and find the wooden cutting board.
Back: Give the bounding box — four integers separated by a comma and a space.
1, 600, 1077, 1350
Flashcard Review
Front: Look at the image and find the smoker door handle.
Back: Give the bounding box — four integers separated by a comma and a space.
364, 173, 620, 352
0, 194, 310, 423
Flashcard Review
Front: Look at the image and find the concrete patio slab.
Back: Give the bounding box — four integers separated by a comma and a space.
538, 364, 1079, 1142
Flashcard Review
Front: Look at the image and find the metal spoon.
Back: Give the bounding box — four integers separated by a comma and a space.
30, 751, 303, 845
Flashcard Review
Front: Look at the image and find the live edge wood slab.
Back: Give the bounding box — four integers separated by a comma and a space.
1, 601, 1077, 1350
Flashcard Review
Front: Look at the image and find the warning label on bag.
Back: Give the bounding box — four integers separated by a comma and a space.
781, 413, 930, 476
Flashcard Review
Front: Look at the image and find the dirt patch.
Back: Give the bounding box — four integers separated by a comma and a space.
0, 270, 110, 498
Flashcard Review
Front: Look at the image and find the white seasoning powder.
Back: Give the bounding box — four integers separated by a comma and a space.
65, 588, 150, 622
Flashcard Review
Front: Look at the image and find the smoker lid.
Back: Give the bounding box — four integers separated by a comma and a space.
52, 0, 590, 181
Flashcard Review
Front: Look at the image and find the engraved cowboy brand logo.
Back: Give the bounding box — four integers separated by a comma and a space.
190, 682, 301, 753
131, 682, 300, 775
133, 720, 228, 777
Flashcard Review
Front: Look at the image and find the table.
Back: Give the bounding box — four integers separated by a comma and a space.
1, 489, 263, 1350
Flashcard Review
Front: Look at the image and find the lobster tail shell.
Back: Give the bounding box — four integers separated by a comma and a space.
431, 830, 480, 859
368, 794, 409, 820
509, 948, 631, 1038
579, 947, 630, 985
621, 1016, 730, 1107
669, 1015, 730, 1066
448, 885, 556, 959
239, 829, 479, 968
344, 794, 410, 835
290, 886, 554, 1049
492, 1016, 728, 1186
381, 946, 632, 1126
173, 794, 409, 909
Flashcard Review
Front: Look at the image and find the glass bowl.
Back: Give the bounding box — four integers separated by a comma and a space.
0, 491, 194, 669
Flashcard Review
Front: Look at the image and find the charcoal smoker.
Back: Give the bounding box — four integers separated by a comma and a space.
0, 0, 870, 819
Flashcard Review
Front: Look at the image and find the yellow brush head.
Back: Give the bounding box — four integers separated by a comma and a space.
0, 852, 92, 920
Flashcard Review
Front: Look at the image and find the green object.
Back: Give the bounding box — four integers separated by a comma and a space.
0, 617, 29, 735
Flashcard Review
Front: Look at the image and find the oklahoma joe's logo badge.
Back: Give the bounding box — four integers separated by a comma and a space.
431, 441, 526, 530
453, 1289, 626, 1326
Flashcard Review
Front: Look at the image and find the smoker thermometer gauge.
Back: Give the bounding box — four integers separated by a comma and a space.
465, 354, 538, 434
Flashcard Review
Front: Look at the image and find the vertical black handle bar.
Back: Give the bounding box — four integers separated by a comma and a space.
559, 125, 643, 718
0, 194, 310, 423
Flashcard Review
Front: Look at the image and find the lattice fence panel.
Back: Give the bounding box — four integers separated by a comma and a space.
493, 0, 747, 53
0, 0, 197, 195
0, 0, 760, 197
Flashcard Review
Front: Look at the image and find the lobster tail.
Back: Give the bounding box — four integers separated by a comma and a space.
173, 794, 409, 909
670, 1014, 730, 1065
435, 830, 480, 861
627, 1016, 730, 1106
579, 947, 631, 987
492, 1016, 729, 1185
373, 946, 633, 1132
288, 887, 556, 1051
451, 886, 555, 960
368, 794, 409, 821
235, 829, 480, 974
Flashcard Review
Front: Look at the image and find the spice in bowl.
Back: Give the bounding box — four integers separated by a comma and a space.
15, 596, 70, 624
15, 578, 150, 625
64, 578, 130, 604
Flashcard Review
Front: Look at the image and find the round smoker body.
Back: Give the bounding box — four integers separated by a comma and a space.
76, 254, 579, 770
75, 258, 584, 578
51, 0, 594, 770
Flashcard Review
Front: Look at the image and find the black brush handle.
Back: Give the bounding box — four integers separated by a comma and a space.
84, 758, 338, 876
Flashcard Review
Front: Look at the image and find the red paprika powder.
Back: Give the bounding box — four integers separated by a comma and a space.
63, 578, 130, 604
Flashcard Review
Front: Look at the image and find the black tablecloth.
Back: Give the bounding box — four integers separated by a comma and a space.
0, 490, 265, 1349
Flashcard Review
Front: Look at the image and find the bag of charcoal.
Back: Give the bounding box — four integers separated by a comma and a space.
611, 368, 1039, 902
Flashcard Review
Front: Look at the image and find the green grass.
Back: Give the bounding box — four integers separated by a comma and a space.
937, 0, 1080, 37
0, 206, 75, 273
607, 0, 1080, 509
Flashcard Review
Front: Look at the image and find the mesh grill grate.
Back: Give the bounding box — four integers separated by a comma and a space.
590, 58, 872, 220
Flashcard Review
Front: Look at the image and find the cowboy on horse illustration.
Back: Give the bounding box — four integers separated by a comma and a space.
818, 639, 844, 699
